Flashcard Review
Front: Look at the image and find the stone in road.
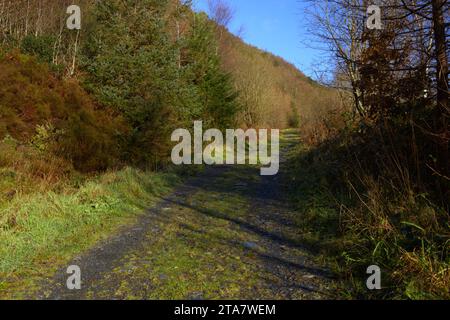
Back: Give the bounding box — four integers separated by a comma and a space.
41, 133, 336, 299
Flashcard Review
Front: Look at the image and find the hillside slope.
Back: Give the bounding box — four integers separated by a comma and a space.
217, 28, 340, 129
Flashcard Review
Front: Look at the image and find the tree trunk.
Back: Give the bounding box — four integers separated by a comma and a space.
431, 0, 449, 178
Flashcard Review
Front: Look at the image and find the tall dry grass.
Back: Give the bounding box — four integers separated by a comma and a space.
289, 104, 449, 299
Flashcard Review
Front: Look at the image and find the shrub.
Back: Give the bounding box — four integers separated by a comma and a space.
20, 35, 56, 64
0, 52, 126, 172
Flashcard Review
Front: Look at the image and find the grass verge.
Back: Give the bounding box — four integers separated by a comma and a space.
285, 140, 449, 299
0, 166, 186, 299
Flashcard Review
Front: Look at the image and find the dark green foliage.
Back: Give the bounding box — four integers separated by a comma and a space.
81, 1, 240, 164
20, 35, 55, 64
200, 70, 239, 129
185, 13, 239, 129
81, 0, 178, 165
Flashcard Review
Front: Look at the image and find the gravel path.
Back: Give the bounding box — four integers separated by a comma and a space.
40, 132, 336, 300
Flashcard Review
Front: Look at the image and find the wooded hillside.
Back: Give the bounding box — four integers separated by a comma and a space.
0, 0, 337, 170
217, 29, 340, 129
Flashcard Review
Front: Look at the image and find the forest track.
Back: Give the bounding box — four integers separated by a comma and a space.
40, 131, 336, 300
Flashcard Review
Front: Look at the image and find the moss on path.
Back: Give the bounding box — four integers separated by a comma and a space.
41, 132, 337, 300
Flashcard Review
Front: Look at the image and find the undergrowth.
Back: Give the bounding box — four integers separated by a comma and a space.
286, 124, 449, 300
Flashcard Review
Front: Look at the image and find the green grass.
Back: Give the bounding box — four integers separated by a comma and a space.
0, 167, 182, 299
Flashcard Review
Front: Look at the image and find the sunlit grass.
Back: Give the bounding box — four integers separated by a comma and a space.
0, 166, 181, 298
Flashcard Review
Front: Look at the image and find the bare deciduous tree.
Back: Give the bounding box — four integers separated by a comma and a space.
306, 0, 367, 117
207, 0, 234, 27
305, 0, 449, 183
0, 0, 92, 77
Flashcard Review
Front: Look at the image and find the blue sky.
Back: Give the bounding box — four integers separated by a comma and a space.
193, 0, 318, 78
